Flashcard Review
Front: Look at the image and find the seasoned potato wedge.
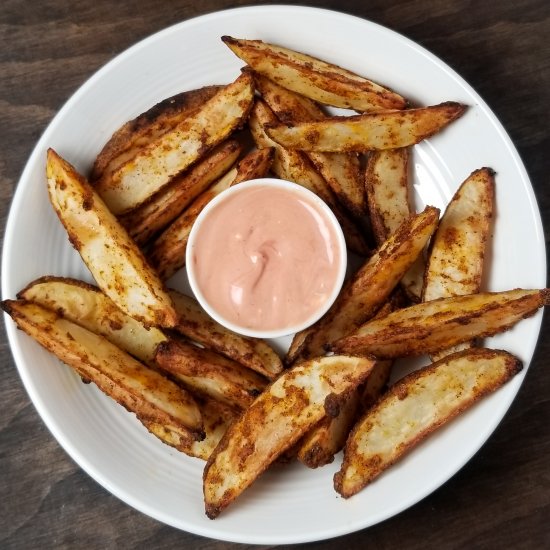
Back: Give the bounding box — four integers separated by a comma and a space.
203, 354, 377, 518
249, 99, 370, 256
120, 139, 242, 245
231, 146, 274, 185
18, 276, 167, 365
265, 102, 467, 153
169, 289, 283, 379
155, 339, 268, 411
95, 73, 254, 214
334, 348, 522, 497
253, 73, 366, 217
424, 167, 495, 360
2, 299, 203, 437
46, 149, 177, 327
286, 206, 440, 364
148, 166, 238, 280
91, 86, 221, 181
333, 289, 550, 358
222, 36, 406, 112
144, 397, 237, 460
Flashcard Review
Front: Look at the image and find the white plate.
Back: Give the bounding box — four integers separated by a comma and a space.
2, 5, 546, 545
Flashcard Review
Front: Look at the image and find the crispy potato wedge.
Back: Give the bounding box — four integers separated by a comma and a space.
148, 166, 238, 280
249, 100, 370, 256
144, 397, 237, 460
155, 339, 268, 411
120, 139, 242, 245
203, 354, 377, 518
222, 36, 406, 112
169, 289, 283, 379
286, 206, 440, 364
253, 73, 366, 217
2, 299, 203, 437
334, 348, 522, 497
91, 86, 221, 181
46, 149, 177, 327
265, 102, 467, 153
231, 146, 274, 185
424, 167, 495, 361
365, 148, 424, 301
17, 276, 167, 365
95, 73, 254, 214
333, 289, 550, 358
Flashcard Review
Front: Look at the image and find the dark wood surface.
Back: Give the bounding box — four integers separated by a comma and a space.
1, 1, 549, 548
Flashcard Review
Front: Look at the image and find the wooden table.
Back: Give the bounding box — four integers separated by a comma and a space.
1, 1, 548, 548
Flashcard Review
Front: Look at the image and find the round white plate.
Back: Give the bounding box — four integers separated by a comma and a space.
2, 5, 545, 545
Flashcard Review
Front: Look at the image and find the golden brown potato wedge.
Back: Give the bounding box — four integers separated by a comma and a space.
95, 73, 254, 214
46, 149, 177, 327
91, 86, 221, 181
168, 289, 283, 380
203, 354, 377, 518
334, 348, 522, 498
230, 146, 274, 185
424, 167, 495, 361
249, 99, 370, 256
265, 102, 467, 153
154, 339, 268, 411
286, 206, 440, 364
148, 166, 238, 280
2, 299, 203, 437
222, 36, 406, 112
365, 148, 424, 301
333, 289, 550, 358
143, 396, 237, 460
253, 73, 366, 217
17, 276, 167, 365
119, 139, 242, 245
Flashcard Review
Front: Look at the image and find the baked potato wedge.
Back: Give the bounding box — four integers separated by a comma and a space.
203, 354, 377, 518
169, 289, 283, 380
231, 146, 274, 185
334, 348, 522, 497
46, 149, 177, 327
286, 206, 440, 364
222, 36, 406, 112
91, 85, 221, 181
2, 299, 203, 437
17, 276, 167, 365
95, 72, 254, 214
119, 139, 242, 245
333, 289, 550, 358
265, 102, 467, 153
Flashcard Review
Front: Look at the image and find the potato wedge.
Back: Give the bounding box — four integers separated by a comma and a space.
169, 289, 283, 379
18, 276, 167, 365
148, 166, 238, 280
231, 146, 274, 185
2, 299, 203, 437
249, 99, 370, 256
154, 339, 268, 411
91, 86, 221, 181
334, 348, 522, 498
265, 102, 467, 153
119, 139, 242, 245
95, 73, 254, 214
286, 206, 440, 364
46, 149, 177, 327
365, 148, 424, 301
222, 36, 406, 112
144, 397, 237, 460
333, 289, 550, 358
424, 167, 495, 360
253, 73, 366, 217
203, 354, 377, 518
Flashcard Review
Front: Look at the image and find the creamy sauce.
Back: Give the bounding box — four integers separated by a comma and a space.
190, 184, 343, 331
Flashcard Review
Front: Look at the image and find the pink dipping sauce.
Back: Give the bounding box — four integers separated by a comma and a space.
189, 183, 344, 332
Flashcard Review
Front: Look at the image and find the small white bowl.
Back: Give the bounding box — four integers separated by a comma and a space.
186, 178, 347, 338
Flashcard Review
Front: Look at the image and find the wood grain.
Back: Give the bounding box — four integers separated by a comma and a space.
1, 1, 549, 548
